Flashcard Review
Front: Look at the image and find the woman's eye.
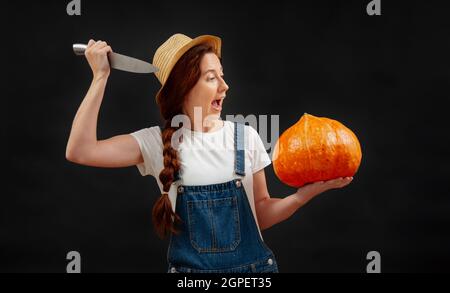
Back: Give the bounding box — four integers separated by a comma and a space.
208, 77, 216, 81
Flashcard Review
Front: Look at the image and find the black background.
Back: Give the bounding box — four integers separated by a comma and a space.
3, 0, 450, 273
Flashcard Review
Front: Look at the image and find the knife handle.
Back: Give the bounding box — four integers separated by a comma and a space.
73, 44, 87, 56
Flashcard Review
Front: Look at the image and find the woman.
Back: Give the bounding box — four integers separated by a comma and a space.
66, 33, 353, 273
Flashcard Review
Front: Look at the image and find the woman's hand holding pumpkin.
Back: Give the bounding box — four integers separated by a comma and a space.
294, 177, 353, 205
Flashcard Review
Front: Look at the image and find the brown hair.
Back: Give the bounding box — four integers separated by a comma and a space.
152, 43, 219, 238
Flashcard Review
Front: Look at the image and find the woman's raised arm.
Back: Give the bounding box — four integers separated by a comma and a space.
65, 39, 143, 168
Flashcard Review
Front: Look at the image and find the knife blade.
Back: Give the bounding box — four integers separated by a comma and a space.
73, 44, 159, 74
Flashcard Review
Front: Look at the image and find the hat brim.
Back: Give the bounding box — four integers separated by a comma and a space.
156, 35, 222, 105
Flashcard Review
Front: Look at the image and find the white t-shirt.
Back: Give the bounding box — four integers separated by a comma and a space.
130, 120, 271, 236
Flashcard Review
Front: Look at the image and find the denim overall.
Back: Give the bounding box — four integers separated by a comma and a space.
166, 122, 279, 273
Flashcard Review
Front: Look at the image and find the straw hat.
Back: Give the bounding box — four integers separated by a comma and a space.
153, 33, 222, 102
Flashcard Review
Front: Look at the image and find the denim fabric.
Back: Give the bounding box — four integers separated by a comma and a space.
166, 122, 278, 273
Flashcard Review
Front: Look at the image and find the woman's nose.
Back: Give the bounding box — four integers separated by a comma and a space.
219, 77, 229, 92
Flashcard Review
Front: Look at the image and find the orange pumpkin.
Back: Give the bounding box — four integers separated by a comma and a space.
273, 113, 362, 187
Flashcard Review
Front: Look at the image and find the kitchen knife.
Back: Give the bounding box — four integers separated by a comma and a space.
73, 44, 159, 74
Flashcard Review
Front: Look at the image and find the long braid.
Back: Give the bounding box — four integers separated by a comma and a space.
152, 120, 182, 238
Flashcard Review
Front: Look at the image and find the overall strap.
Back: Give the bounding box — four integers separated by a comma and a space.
234, 122, 246, 176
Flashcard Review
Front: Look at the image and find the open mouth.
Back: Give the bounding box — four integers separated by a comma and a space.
211, 98, 223, 111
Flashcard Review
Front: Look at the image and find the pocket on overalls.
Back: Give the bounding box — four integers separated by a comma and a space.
187, 196, 241, 253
